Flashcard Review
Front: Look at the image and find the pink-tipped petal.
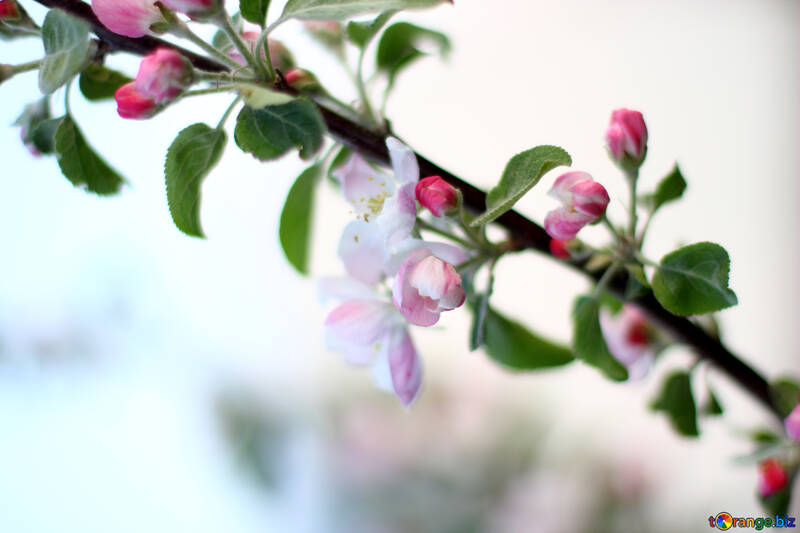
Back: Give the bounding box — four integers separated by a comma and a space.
324, 300, 397, 364
570, 179, 610, 219
388, 327, 422, 407
544, 207, 592, 241
549, 171, 591, 205
785, 404, 800, 442
392, 249, 465, 327
605, 123, 625, 160
600, 306, 654, 380
386, 137, 419, 185
160, 0, 218, 16
91, 0, 161, 38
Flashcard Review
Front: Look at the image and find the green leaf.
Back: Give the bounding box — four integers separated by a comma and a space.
38, 9, 90, 94
650, 371, 699, 437
703, 388, 724, 417
651, 242, 738, 316
165, 123, 228, 237
376, 22, 450, 89
646, 163, 686, 212
484, 307, 574, 370
279, 164, 322, 274
346, 10, 396, 48
30, 116, 63, 154
53, 115, 125, 195
236, 83, 296, 108
240, 0, 271, 25
234, 100, 325, 161
770, 377, 800, 418
572, 296, 628, 381
471, 146, 572, 227
469, 267, 495, 351
78, 63, 132, 101
280, 0, 449, 21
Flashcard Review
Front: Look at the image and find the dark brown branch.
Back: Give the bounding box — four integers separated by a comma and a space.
32, 0, 781, 417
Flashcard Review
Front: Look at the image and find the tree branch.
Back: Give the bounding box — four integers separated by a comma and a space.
31, 0, 781, 418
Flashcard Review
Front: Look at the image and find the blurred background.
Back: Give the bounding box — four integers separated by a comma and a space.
0, 0, 798, 531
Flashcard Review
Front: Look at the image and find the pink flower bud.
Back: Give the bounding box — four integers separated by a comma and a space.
135, 47, 192, 104
549, 239, 570, 259
160, 0, 220, 17
569, 179, 610, 218
284, 68, 321, 93
303, 20, 343, 48
415, 175, 458, 217
785, 401, 800, 442
91, 0, 162, 38
757, 458, 788, 498
606, 108, 648, 164
544, 171, 609, 240
0, 0, 20, 19
114, 82, 158, 120
393, 249, 466, 327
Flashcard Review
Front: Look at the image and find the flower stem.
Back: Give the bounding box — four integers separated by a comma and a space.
170, 19, 241, 70
253, 20, 282, 81
215, 11, 258, 74
627, 167, 640, 238
217, 95, 242, 130
416, 218, 475, 249
184, 86, 236, 98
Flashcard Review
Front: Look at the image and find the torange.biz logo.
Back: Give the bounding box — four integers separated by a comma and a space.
709, 512, 796, 530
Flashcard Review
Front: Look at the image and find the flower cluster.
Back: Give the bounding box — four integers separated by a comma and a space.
321, 139, 466, 406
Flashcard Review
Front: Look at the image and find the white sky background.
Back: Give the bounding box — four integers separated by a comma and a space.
0, 0, 798, 531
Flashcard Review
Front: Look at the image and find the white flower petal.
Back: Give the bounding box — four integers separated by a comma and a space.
386, 137, 419, 184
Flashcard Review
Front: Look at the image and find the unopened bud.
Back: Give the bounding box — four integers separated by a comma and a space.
757, 458, 787, 498
135, 47, 193, 104
115, 82, 158, 120
606, 108, 648, 170
414, 175, 459, 217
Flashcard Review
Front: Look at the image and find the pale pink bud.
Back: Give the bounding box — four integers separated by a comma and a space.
303, 20, 343, 48
393, 249, 466, 327
606, 108, 648, 163
757, 458, 787, 498
114, 82, 158, 120
160, 0, 220, 17
415, 175, 458, 217
549, 239, 570, 259
784, 401, 800, 442
544, 207, 592, 241
91, 0, 162, 38
544, 171, 609, 240
135, 47, 192, 104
